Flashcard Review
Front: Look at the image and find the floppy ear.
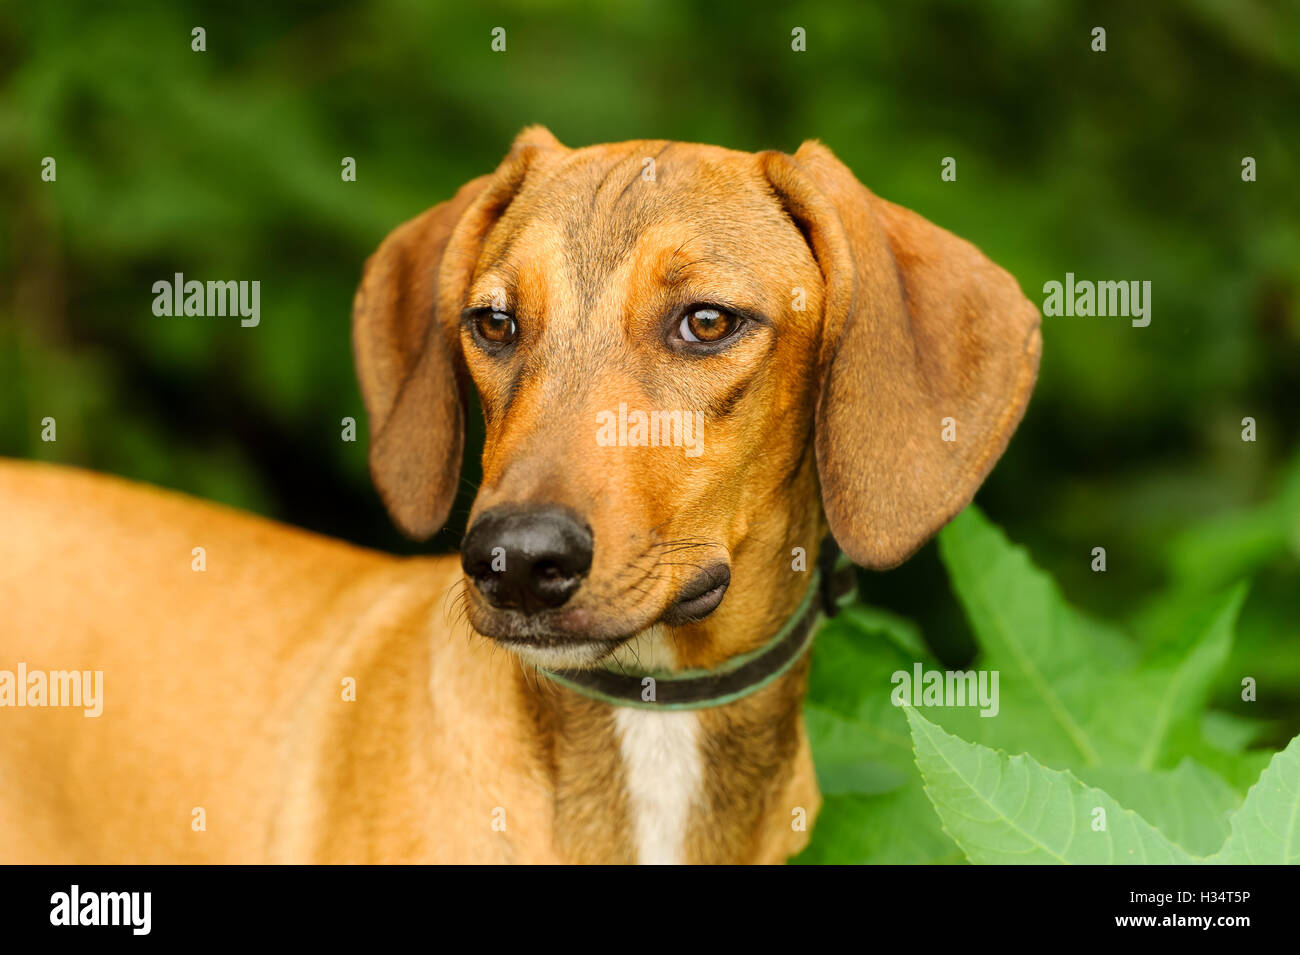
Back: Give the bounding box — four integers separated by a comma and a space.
762, 141, 1041, 569
353, 125, 564, 538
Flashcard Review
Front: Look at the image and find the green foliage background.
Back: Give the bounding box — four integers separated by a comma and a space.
1, 1, 1297, 860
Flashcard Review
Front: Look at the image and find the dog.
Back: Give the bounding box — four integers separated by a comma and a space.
0, 126, 1040, 864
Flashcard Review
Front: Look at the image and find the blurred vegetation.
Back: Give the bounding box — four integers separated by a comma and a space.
1, 3, 1297, 737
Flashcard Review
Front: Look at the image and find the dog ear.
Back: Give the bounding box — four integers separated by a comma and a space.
762, 141, 1041, 569
353, 126, 563, 538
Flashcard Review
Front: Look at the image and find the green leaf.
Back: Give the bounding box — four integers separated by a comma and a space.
1156, 715, 1274, 795
804, 704, 908, 796
799, 610, 959, 863
938, 507, 1133, 767
1201, 710, 1268, 753
1077, 760, 1239, 856
938, 506, 1252, 777
907, 708, 1196, 864
793, 786, 966, 865
1163, 450, 1300, 590
1113, 584, 1246, 770
807, 511, 1282, 864
805, 608, 937, 776
1209, 733, 1300, 864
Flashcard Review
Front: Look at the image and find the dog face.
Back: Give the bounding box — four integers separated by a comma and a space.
454, 138, 826, 663
353, 127, 1040, 667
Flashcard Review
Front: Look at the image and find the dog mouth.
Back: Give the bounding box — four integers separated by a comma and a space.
493, 630, 625, 651
659, 562, 730, 626
465, 601, 638, 659
492, 632, 630, 669
464, 561, 730, 666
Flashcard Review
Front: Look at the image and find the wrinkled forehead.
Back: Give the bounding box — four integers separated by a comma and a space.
478, 141, 805, 296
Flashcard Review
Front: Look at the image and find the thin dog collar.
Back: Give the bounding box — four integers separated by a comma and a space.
540, 539, 856, 710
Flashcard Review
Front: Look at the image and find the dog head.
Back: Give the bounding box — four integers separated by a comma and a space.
353, 126, 1040, 668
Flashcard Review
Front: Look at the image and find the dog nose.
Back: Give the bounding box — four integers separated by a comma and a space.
461, 506, 593, 612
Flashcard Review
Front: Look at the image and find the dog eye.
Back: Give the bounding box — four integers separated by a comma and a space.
475, 311, 518, 345
677, 307, 740, 344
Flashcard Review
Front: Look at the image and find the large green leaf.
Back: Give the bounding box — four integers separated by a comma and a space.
1163, 450, 1300, 590
806, 509, 1283, 864
938, 507, 1252, 778
798, 609, 959, 863
937, 507, 1136, 767
804, 607, 941, 784
1076, 760, 1239, 856
1209, 733, 1300, 864
907, 708, 1196, 864
794, 786, 967, 865
1106, 585, 1245, 771
803, 704, 908, 796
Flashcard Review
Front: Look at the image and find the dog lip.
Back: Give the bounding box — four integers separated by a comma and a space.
494, 631, 625, 650
660, 563, 730, 626
466, 600, 641, 647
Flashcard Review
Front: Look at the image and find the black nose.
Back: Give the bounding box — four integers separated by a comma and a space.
461, 506, 593, 612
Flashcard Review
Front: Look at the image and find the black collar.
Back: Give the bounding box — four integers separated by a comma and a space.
540, 539, 856, 710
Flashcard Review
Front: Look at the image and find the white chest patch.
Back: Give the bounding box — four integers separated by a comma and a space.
614, 707, 702, 865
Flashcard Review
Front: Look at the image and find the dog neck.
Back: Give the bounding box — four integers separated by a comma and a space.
540, 570, 825, 709
519, 540, 837, 864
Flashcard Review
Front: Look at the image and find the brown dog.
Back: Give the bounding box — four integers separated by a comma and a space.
0, 127, 1039, 864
